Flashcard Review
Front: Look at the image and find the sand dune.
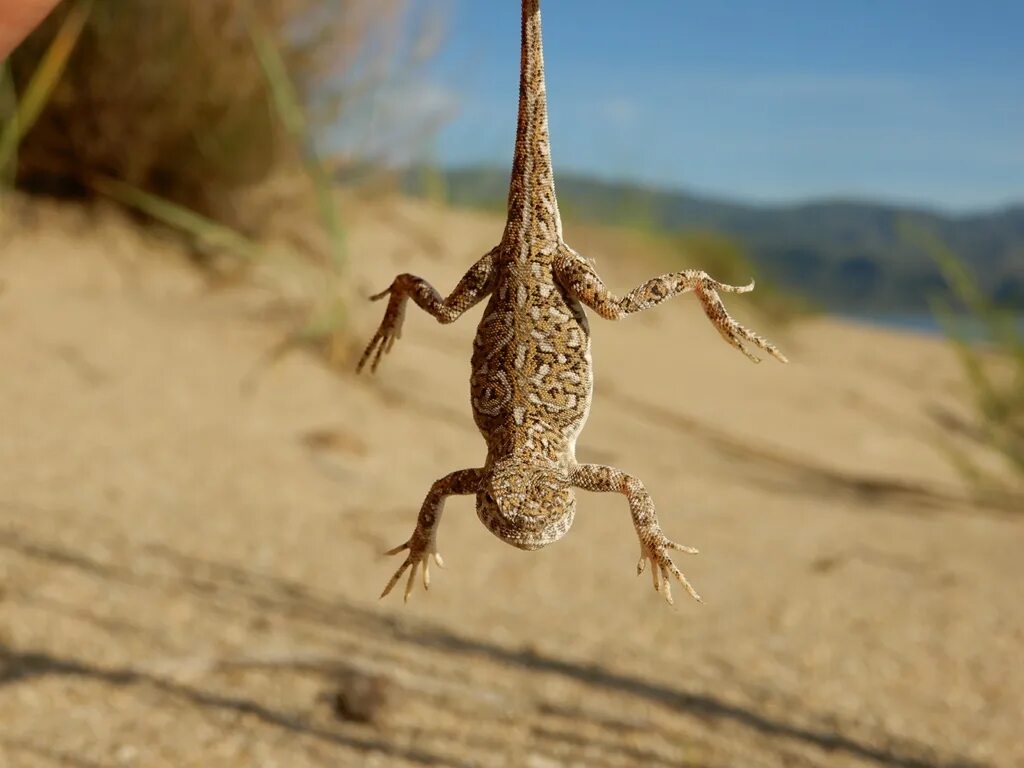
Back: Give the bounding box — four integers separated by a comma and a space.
0, 196, 1019, 767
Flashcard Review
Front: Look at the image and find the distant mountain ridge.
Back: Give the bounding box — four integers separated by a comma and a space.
405, 166, 1024, 313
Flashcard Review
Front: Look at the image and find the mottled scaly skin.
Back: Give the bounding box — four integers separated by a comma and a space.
358, 0, 787, 605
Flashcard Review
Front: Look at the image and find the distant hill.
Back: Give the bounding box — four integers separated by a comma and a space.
404, 166, 1024, 313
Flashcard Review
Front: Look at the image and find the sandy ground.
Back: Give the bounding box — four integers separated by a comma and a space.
0, 196, 1021, 768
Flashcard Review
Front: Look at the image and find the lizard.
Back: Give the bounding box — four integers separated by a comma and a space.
357, 0, 787, 605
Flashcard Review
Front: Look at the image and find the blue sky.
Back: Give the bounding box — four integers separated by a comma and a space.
410, 0, 1023, 212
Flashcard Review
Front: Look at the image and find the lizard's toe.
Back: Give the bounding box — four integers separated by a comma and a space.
638, 533, 702, 606
380, 541, 441, 603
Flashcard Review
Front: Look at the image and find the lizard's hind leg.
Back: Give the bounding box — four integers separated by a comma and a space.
569, 464, 701, 606
357, 248, 497, 373
380, 468, 483, 602
554, 250, 787, 364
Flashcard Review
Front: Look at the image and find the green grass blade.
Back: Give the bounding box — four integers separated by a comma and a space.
246, 16, 346, 273
0, 62, 17, 189
0, 0, 94, 177
91, 175, 261, 259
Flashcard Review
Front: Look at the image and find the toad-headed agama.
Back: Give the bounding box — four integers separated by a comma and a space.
357, 0, 787, 605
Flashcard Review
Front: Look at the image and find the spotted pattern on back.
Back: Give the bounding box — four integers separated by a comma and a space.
471, 250, 593, 468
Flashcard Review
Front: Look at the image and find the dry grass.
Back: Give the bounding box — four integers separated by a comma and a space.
4, 0, 444, 367
934, 252, 1024, 500
5, 0, 423, 239
896, 221, 1024, 501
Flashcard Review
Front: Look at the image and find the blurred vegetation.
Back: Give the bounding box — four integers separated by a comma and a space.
3, 0, 440, 364
409, 166, 1024, 316
907, 225, 1024, 501
2, 0, 426, 250
0, 0, 94, 188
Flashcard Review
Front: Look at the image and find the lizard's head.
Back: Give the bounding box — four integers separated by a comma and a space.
476, 460, 575, 551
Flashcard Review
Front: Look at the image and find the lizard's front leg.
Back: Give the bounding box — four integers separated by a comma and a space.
357, 248, 497, 373
570, 464, 701, 605
380, 468, 483, 602
554, 250, 787, 364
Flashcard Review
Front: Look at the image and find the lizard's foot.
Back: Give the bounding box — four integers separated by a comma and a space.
379, 538, 444, 603
692, 274, 789, 364
636, 529, 702, 605
356, 282, 407, 374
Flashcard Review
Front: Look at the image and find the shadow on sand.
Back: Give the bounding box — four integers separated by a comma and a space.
0, 522, 984, 768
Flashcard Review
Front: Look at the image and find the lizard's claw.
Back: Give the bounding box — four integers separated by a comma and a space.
636, 531, 701, 606
356, 283, 407, 374
379, 539, 444, 603
694, 275, 789, 364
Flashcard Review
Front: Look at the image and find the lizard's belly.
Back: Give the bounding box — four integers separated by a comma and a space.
470, 275, 593, 461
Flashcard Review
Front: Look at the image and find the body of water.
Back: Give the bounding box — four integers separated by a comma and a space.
843, 312, 1024, 341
